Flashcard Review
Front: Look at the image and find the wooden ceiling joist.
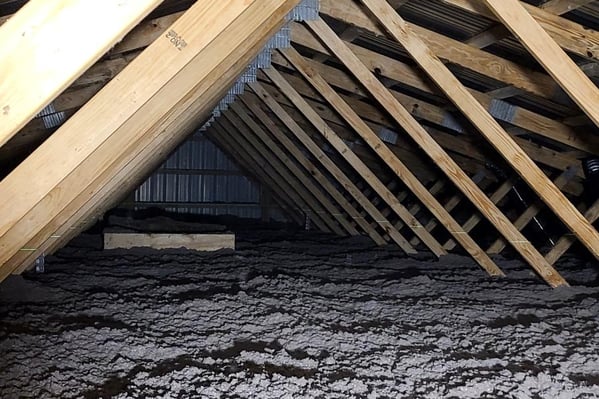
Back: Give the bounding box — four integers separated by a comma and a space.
359, 0, 599, 261
279, 46, 504, 277
0, 0, 163, 147
306, 16, 567, 287
0, 0, 302, 281
248, 81, 418, 255
482, 0, 599, 128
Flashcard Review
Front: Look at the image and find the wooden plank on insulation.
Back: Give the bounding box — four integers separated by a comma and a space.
104, 233, 235, 251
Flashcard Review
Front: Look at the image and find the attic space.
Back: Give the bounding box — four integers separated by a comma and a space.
1, 0, 599, 397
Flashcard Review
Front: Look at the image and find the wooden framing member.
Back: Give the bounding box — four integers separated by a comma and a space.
280, 47, 504, 276
0, 0, 302, 282
487, 166, 578, 254
0, 0, 163, 147
218, 112, 335, 234
271, 50, 585, 197
307, 17, 567, 286
483, 0, 599, 129
545, 198, 599, 264
263, 67, 445, 256
288, 24, 598, 160
358, 0, 599, 260
226, 102, 352, 235
442, 0, 599, 60
248, 81, 418, 254
237, 95, 387, 245
318, 0, 560, 102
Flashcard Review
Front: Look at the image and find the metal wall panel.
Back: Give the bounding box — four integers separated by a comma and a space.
134, 132, 285, 221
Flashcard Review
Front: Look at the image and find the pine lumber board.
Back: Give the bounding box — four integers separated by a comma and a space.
482, 0, 599, 127
104, 233, 235, 251
0, 0, 163, 147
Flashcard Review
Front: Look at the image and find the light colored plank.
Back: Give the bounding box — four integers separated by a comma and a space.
0, 0, 163, 147
360, 0, 599, 260
249, 81, 417, 254
0, 0, 300, 281
307, 17, 568, 287
281, 47, 505, 275
483, 0, 599, 128
104, 233, 235, 251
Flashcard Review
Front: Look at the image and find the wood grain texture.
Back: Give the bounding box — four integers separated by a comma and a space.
0, 0, 163, 147
483, 0, 599, 126
104, 233, 235, 251
0, 0, 301, 281
360, 0, 599, 261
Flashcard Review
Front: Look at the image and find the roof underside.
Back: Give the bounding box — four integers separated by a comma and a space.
0, 0, 598, 287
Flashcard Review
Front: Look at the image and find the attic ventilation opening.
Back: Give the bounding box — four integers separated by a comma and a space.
37, 102, 65, 129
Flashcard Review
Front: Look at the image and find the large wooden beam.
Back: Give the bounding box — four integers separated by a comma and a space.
0, 0, 163, 147
0, 0, 301, 281
307, 17, 568, 287
280, 46, 504, 277
359, 0, 599, 260
482, 0, 599, 128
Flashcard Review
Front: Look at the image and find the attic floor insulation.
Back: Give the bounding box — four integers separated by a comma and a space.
1, 230, 598, 398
